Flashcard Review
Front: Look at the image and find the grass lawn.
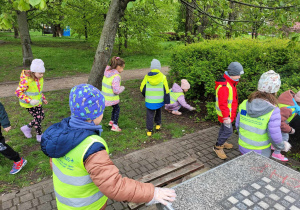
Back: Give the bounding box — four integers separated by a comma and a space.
0, 79, 216, 193
0, 31, 181, 83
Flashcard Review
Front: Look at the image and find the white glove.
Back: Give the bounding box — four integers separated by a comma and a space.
190, 107, 196, 111
283, 141, 291, 152
223, 117, 231, 124
30, 99, 40, 106
146, 187, 176, 206
290, 128, 295, 134
119, 86, 125, 93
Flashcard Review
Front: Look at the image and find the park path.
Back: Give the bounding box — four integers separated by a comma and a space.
0, 67, 169, 98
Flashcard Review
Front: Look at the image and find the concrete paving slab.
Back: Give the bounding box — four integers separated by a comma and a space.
159, 152, 300, 210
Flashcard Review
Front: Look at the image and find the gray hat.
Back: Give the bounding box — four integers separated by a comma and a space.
150, 59, 161, 70
228, 62, 244, 76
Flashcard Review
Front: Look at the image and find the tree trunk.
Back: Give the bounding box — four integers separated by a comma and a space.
13, 25, 19, 38
226, 2, 235, 39
88, 0, 132, 90
185, 1, 194, 44
16, 11, 33, 67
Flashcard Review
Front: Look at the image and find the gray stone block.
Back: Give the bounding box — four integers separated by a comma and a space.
17, 201, 32, 210
166, 152, 300, 210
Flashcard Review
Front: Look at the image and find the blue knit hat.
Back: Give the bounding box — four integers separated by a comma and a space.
69, 84, 105, 121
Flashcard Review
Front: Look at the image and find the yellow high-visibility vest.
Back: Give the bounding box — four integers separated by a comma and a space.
53, 135, 109, 210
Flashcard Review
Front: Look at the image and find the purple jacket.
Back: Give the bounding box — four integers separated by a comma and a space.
103, 66, 124, 106
235, 99, 284, 157
165, 83, 193, 111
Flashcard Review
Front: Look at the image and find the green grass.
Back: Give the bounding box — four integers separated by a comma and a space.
0, 79, 193, 193
0, 31, 181, 82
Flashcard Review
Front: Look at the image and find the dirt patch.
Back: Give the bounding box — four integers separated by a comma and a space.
0, 67, 169, 98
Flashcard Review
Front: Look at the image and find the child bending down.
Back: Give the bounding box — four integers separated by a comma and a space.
275, 90, 300, 161
15, 59, 48, 142
41, 84, 176, 210
165, 79, 195, 115
236, 70, 291, 157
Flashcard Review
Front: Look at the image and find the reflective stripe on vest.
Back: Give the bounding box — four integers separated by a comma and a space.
238, 100, 273, 150
101, 74, 121, 102
215, 82, 233, 117
53, 135, 109, 210
145, 77, 165, 104
278, 103, 295, 123
19, 78, 44, 108
170, 90, 184, 104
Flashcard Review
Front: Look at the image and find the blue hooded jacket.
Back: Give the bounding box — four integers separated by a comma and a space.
41, 117, 106, 161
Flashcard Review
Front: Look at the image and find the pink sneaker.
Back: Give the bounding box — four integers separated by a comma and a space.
108, 121, 113, 127
172, 110, 182, 115
20, 125, 32, 138
36, 134, 42, 143
272, 153, 288, 162
111, 125, 122, 132
271, 145, 275, 150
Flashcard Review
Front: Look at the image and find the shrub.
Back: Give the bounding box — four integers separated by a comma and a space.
169, 38, 300, 121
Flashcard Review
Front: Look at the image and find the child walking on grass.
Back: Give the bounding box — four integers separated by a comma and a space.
236, 70, 291, 157
101, 56, 125, 132
15, 59, 48, 142
0, 102, 27, 174
165, 79, 196, 115
140, 59, 170, 137
274, 90, 300, 161
41, 84, 176, 210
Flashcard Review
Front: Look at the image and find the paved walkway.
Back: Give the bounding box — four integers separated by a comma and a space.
0, 67, 169, 98
1, 126, 241, 210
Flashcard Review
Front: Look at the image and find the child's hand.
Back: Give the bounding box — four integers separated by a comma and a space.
223, 117, 231, 124
24, 70, 31, 76
43, 99, 48, 105
190, 107, 196, 111
4, 126, 11, 132
289, 128, 295, 134
30, 99, 40, 106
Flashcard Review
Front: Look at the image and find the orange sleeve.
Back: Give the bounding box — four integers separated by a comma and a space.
84, 151, 155, 203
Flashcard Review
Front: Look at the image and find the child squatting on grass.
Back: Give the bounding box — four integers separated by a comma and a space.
235, 70, 291, 158
214, 62, 244, 160
165, 79, 196, 115
274, 90, 300, 161
140, 59, 170, 137
41, 84, 176, 210
15, 59, 48, 142
101, 56, 125, 132
0, 102, 27, 174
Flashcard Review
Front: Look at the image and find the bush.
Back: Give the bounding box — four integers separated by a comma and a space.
169, 38, 300, 121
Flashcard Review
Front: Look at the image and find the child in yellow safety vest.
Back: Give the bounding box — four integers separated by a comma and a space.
235, 70, 291, 158
140, 59, 170, 137
274, 90, 300, 161
15, 59, 48, 142
101, 56, 125, 132
165, 79, 196, 115
41, 84, 176, 210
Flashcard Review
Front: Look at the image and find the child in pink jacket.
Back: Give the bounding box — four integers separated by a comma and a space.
165, 79, 195, 115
